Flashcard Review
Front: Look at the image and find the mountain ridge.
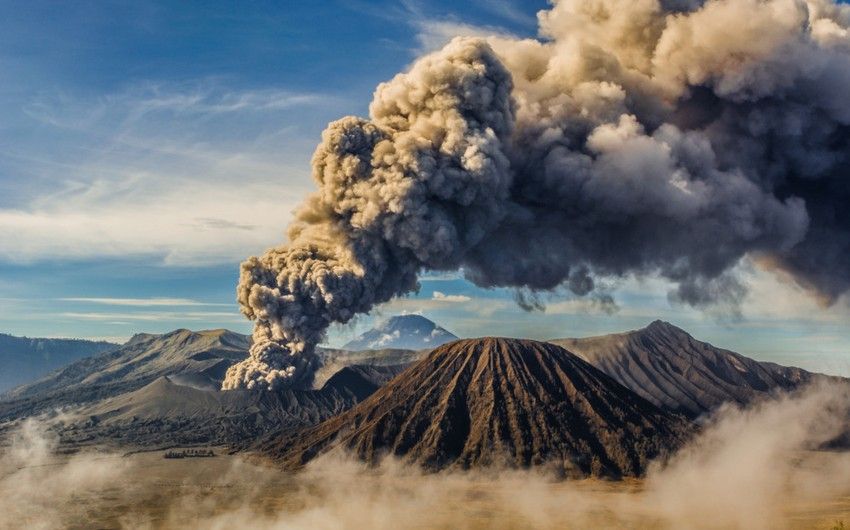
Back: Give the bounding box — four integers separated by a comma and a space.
3, 328, 252, 403
0, 328, 406, 449
0, 321, 833, 455
550, 320, 816, 417
0, 333, 118, 394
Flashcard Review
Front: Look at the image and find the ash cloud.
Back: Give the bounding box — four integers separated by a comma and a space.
225, 0, 850, 390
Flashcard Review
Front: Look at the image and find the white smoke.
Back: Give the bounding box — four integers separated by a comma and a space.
4, 383, 850, 528
225, 0, 850, 390
645, 380, 850, 528
0, 416, 131, 529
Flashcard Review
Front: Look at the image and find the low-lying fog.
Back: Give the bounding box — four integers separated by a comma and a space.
2, 382, 850, 530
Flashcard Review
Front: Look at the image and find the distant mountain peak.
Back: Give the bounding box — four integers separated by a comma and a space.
342, 314, 458, 351
643, 320, 683, 333
126, 332, 157, 345
646, 319, 670, 328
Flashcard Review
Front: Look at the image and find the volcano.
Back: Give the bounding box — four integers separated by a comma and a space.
342, 314, 457, 351
266, 338, 691, 478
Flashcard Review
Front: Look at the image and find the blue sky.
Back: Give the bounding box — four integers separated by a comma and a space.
1, 0, 848, 375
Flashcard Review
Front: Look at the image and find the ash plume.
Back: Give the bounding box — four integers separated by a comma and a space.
224, 0, 850, 390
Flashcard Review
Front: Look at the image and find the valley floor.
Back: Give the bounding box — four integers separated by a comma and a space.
4, 449, 850, 529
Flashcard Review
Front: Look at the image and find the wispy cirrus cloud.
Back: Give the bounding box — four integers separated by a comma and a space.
470, 0, 538, 26
59, 311, 241, 322
356, 0, 519, 53
21, 81, 327, 127
412, 19, 516, 52
58, 297, 231, 307
0, 80, 344, 265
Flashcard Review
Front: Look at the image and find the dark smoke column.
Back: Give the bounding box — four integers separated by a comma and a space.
222, 39, 515, 390
225, 0, 850, 390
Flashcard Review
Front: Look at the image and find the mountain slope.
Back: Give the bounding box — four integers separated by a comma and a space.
50, 364, 400, 449
4, 328, 251, 403
550, 320, 815, 418
0, 334, 117, 394
267, 338, 690, 478
342, 315, 457, 350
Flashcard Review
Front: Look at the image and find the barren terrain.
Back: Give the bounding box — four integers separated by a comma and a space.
6, 449, 850, 530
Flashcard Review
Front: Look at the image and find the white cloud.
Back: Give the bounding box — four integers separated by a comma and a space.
380, 295, 510, 319
419, 270, 464, 282
736, 262, 850, 323
431, 291, 471, 303
0, 180, 303, 265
